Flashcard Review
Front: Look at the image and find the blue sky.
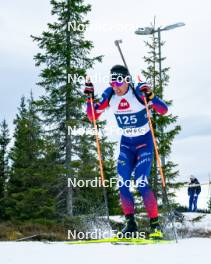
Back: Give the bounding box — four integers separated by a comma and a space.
1, 0, 211, 203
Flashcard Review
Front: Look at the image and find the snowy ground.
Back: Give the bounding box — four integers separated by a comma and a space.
1, 213, 210, 264
110, 213, 211, 235
0, 238, 210, 264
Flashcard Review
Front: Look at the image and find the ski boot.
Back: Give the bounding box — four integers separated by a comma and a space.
149, 217, 163, 240
121, 214, 138, 238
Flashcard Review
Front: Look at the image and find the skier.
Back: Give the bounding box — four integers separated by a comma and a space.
188, 175, 201, 212
84, 65, 168, 239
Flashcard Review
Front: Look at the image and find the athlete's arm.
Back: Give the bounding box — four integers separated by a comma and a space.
150, 97, 168, 115
86, 87, 113, 122
136, 82, 168, 115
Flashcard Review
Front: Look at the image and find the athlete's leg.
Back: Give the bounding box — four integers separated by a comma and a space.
117, 140, 136, 216
134, 135, 158, 219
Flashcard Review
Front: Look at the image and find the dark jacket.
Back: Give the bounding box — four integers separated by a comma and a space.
188, 178, 201, 196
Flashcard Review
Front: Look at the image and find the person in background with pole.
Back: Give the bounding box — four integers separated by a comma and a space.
188, 175, 201, 212
84, 65, 168, 239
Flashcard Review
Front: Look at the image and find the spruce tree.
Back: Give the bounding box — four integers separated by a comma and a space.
0, 119, 10, 218
31, 0, 118, 218
142, 29, 183, 206
208, 198, 211, 213
4, 95, 58, 221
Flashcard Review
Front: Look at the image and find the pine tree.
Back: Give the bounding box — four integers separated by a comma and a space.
31, 0, 119, 218
0, 119, 10, 218
208, 198, 211, 213
142, 28, 183, 206
208, 182, 211, 213
4, 95, 58, 221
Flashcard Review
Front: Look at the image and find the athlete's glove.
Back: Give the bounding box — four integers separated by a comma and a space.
140, 84, 154, 102
84, 81, 94, 100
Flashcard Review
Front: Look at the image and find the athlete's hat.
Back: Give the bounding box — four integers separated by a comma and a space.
110, 65, 130, 82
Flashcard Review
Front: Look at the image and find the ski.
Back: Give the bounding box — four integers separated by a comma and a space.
66, 237, 173, 245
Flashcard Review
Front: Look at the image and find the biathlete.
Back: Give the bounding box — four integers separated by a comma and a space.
84, 65, 168, 239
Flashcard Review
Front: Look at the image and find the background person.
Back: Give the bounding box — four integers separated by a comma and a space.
188, 175, 201, 212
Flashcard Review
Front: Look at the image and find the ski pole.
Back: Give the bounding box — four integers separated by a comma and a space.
140, 81, 178, 242
90, 97, 105, 184
114, 40, 130, 71
139, 84, 166, 187
115, 40, 166, 185
139, 77, 179, 243
89, 96, 110, 223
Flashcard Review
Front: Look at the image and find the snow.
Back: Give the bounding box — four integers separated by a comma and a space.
0, 238, 210, 264
1, 213, 210, 264
179, 213, 211, 236
110, 213, 211, 233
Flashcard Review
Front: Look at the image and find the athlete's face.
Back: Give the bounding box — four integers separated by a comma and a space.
111, 81, 129, 96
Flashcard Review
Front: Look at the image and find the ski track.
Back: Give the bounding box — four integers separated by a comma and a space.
0, 238, 210, 264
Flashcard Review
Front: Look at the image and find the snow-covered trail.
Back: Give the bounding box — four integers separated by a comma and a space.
0, 238, 210, 264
